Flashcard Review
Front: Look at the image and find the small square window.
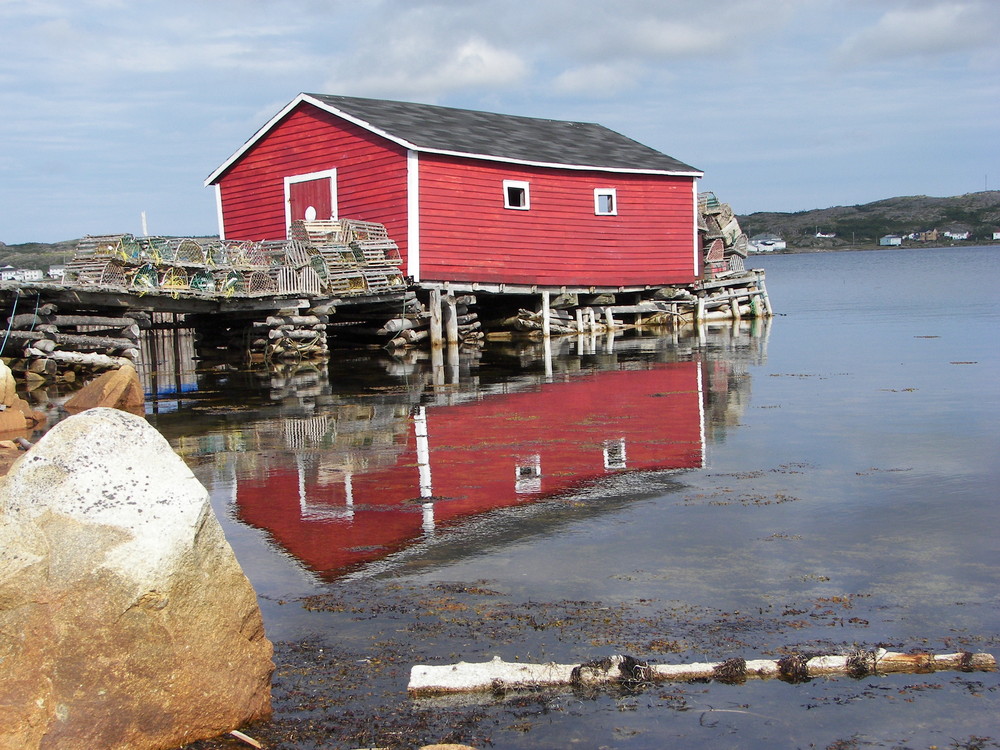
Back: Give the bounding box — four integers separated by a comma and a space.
504, 180, 530, 210
595, 188, 617, 215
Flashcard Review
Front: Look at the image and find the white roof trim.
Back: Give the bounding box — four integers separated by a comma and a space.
205, 93, 704, 185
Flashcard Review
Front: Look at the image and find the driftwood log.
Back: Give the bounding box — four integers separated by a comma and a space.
408, 650, 996, 696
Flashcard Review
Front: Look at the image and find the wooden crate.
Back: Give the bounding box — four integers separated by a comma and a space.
349, 239, 401, 267
342, 219, 389, 243
293, 219, 349, 246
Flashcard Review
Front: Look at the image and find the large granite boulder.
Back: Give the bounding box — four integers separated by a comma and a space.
0, 408, 273, 749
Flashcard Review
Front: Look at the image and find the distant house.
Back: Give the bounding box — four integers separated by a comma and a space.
0, 267, 44, 282
943, 230, 970, 240
206, 93, 705, 291
748, 233, 786, 252
879, 235, 902, 246
48, 265, 66, 279
993, 230, 1000, 241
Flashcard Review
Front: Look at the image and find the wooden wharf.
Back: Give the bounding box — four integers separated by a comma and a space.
0, 216, 771, 381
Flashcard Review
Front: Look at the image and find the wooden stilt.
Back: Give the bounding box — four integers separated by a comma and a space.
541, 291, 551, 338
443, 294, 459, 345
429, 288, 443, 349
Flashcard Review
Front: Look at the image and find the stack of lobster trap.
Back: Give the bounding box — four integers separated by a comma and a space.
698, 192, 749, 279
289, 219, 406, 296
64, 218, 406, 300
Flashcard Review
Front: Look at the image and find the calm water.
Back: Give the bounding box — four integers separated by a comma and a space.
144, 245, 999, 748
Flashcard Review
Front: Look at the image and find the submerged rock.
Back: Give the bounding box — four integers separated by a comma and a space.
0, 359, 46, 438
0, 408, 273, 750
63, 363, 145, 415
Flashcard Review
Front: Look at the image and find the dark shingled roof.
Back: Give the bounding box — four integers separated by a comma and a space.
305, 93, 700, 175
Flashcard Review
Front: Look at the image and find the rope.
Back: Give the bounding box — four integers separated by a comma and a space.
0, 290, 20, 357
28, 294, 40, 331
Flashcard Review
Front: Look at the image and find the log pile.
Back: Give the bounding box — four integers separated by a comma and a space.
502, 296, 692, 336
259, 310, 329, 361
384, 294, 484, 350
2, 303, 146, 379
190, 305, 332, 365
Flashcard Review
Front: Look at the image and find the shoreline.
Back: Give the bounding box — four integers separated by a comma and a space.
750, 241, 1000, 256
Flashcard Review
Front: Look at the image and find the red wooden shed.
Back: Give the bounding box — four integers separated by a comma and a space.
205, 93, 704, 292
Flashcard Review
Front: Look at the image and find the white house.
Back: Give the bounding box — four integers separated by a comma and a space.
0, 266, 45, 282
748, 233, 786, 252
879, 235, 903, 246
943, 230, 970, 240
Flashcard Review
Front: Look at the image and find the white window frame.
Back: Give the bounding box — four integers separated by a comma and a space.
594, 188, 617, 215
514, 454, 542, 494
603, 438, 627, 470
284, 168, 338, 232
503, 180, 530, 210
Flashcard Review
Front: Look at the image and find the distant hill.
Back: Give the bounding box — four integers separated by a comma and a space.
0, 239, 79, 271
3, 192, 999, 268
738, 191, 1000, 249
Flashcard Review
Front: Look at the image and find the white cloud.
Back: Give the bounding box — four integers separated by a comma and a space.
324, 36, 529, 100
1, 0, 997, 241
552, 63, 644, 97
838, 0, 1000, 63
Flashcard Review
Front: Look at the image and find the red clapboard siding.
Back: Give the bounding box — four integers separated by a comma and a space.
417, 154, 697, 287
218, 104, 409, 247
214, 98, 700, 287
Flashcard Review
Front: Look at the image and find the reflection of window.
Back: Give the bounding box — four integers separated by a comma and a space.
514, 455, 542, 494
603, 438, 627, 470
595, 188, 617, 215
504, 180, 530, 210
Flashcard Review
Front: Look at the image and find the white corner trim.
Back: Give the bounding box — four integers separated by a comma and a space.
691, 179, 700, 275
697, 358, 706, 468
407, 150, 420, 282
213, 184, 226, 241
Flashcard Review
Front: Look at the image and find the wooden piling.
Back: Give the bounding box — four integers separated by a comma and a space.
443, 293, 459, 345
429, 288, 443, 349
541, 291, 551, 338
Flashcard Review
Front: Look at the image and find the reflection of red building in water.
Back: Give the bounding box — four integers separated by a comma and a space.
237, 362, 703, 578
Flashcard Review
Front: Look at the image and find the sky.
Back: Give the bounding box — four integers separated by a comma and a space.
1, 0, 998, 244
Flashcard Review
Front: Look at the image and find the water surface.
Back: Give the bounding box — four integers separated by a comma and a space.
152, 245, 998, 749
